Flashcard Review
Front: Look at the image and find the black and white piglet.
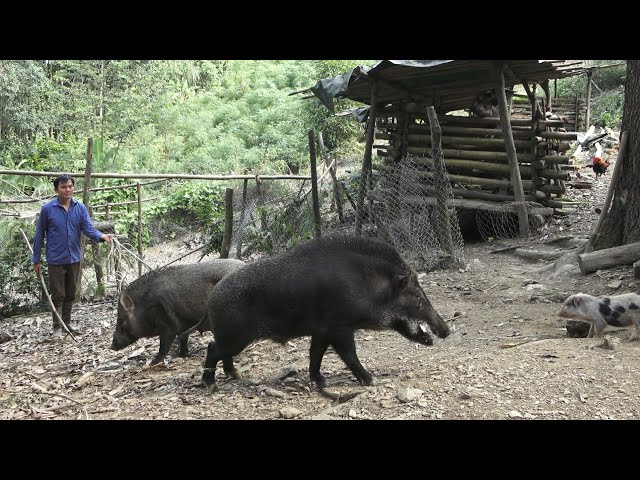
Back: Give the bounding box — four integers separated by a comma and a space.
558, 292, 640, 340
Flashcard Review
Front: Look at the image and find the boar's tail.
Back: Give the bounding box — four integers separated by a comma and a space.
177, 313, 208, 342
318, 387, 365, 404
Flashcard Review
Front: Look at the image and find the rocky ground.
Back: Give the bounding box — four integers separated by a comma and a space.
2, 145, 638, 421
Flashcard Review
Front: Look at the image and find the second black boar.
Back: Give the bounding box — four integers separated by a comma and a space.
111, 258, 245, 364
200, 234, 450, 392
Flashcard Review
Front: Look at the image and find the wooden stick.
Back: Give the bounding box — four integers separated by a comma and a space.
584, 131, 628, 253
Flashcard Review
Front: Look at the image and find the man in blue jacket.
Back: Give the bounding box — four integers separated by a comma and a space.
32, 174, 114, 337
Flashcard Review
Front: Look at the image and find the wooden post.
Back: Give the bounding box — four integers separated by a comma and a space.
308, 129, 321, 238
83, 139, 93, 216
318, 132, 343, 222
220, 187, 233, 258
425, 106, 455, 260
82, 138, 104, 294
585, 70, 593, 130
634, 260, 640, 279
494, 62, 529, 236
136, 181, 142, 277
236, 171, 249, 258
355, 79, 378, 235
255, 175, 268, 233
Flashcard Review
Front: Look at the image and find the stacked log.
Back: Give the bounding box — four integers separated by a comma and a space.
373, 107, 576, 209
512, 96, 586, 132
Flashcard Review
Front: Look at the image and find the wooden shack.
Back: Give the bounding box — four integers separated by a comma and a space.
298, 60, 588, 238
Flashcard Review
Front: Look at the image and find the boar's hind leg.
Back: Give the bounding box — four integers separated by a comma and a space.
202, 340, 245, 391
309, 335, 330, 389
202, 340, 222, 390
330, 332, 374, 386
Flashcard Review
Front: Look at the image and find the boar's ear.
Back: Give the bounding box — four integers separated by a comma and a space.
120, 292, 134, 311
392, 274, 409, 291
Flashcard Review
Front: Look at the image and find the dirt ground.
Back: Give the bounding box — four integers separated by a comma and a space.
2, 149, 639, 420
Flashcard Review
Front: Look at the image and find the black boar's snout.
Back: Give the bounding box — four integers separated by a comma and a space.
418, 324, 434, 345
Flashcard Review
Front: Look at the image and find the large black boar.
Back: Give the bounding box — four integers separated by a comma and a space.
200, 235, 450, 393
111, 258, 245, 365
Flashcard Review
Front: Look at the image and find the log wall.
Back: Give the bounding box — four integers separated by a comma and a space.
373, 104, 577, 212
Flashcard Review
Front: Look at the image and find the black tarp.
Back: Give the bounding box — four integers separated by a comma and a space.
309, 60, 454, 122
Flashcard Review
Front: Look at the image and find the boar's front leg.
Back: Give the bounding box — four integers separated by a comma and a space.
177, 334, 189, 357
151, 332, 177, 365
309, 334, 330, 389
330, 330, 374, 386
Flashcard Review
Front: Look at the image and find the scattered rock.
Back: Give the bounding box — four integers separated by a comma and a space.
397, 387, 423, 403
598, 336, 621, 350
566, 320, 590, 338
279, 407, 302, 419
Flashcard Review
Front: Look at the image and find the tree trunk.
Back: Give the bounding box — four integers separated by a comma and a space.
599, 61, 640, 248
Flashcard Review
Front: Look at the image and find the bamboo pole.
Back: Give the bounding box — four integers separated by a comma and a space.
495, 62, 529, 236
368, 190, 553, 215
308, 129, 321, 238
408, 147, 537, 163
378, 132, 536, 150
220, 187, 233, 258
406, 124, 535, 140
417, 157, 533, 177
92, 198, 157, 209
0, 169, 312, 181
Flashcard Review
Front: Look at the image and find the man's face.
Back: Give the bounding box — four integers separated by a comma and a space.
55, 180, 74, 200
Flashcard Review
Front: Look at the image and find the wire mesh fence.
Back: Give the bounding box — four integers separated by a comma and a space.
475, 201, 551, 242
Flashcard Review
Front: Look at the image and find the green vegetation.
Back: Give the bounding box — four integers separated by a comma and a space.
555, 60, 626, 128
1, 60, 376, 314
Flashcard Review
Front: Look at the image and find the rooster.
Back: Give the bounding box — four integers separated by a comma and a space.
592, 156, 610, 177
591, 142, 610, 178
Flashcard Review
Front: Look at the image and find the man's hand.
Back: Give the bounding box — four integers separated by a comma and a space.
33, 263, 42, 274
101, 234, 115, 244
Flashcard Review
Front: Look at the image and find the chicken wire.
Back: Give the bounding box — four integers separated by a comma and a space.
331, 156, 466, 272
475, 201, 550, 241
